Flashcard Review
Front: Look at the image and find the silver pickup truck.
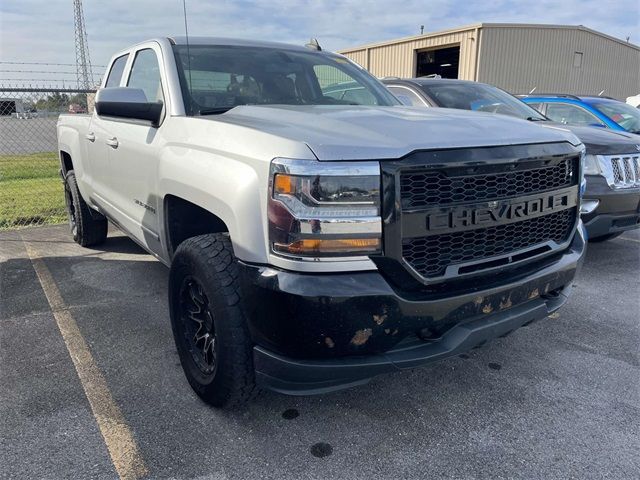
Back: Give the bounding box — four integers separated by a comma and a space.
57, 36, 587, 408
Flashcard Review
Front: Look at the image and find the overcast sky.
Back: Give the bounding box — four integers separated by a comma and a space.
1, 0, 638, 85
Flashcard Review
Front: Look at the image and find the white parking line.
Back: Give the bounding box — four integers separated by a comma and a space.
616, 236, 640, 244
23, 240, 148, 480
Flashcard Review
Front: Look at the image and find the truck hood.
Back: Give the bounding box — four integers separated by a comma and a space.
541, 122, 640, 155
212, 105, 581, 160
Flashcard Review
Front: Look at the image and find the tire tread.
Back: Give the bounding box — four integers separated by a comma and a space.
170, 233, 257, 408
65, 170, 107, 247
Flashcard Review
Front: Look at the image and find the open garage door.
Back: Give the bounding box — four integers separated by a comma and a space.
416, 46, 460, 78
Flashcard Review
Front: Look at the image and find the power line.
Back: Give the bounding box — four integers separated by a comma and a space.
0, 61, 107, 67
0, 70, 104, 74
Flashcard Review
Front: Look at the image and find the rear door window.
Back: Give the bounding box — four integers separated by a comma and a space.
105, 54, 129, 87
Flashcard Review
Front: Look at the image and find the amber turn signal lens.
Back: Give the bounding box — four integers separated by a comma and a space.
274, 174, 296, 195
274, 238, 381, 255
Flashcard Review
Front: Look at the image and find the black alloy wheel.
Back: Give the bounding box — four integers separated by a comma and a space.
179, 276, 218, 375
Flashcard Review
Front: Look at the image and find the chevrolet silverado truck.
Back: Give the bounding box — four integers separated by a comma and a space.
57, 37, 587, 408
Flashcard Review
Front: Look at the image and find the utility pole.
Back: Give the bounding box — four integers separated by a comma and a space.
73, 0, 94, 89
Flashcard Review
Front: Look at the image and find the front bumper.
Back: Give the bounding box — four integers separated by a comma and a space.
240, 224, 587, 395
582, 175, 640, 239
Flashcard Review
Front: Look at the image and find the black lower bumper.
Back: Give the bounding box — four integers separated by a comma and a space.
582, 176, 640, 239
254, 293, 567, 395
583, 212, 640, 239
241, 224, 586, 395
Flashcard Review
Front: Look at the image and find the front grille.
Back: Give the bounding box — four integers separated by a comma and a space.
381, 145, 583, 285
603, 155, 640, 188
400, 157, 575, 210
403, 209, 576, 278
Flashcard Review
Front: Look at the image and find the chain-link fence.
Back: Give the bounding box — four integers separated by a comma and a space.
0, 86, 95, 229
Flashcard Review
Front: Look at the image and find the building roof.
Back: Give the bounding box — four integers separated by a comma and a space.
338, 23, 639, 53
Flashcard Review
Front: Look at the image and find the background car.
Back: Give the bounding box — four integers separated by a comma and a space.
627, 94, 640, 108
68, 103, 87, 114
381, 78, 640, 242
519, 94, 640, 136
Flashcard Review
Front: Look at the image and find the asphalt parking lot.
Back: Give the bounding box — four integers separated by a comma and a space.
1, 225, 639, 479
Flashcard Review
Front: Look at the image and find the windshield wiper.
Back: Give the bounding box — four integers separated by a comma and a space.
198, 106, 236, 115
526, 116, 547, 122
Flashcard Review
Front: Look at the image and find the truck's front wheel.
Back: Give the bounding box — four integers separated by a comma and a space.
169, 234, 257, 408
64, 170, 108, 247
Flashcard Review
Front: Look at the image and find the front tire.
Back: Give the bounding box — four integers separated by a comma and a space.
169, 234, 257, 408
64, 170, 108, 247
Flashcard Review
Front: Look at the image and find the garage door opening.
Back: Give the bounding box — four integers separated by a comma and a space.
416, 46, 460, 78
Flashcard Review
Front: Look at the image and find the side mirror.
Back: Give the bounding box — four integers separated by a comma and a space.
95, 87, 163, 127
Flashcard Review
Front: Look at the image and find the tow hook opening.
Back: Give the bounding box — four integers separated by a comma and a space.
417, 326, 445, 342
541, 285, 564, 300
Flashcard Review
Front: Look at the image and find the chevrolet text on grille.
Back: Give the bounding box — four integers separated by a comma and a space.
426, 190, 575, 232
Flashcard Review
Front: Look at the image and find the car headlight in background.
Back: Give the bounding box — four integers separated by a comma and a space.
268, 159, 381, 257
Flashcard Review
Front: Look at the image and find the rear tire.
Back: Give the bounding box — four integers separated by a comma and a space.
169, 233, 257, 408
64, 170, 108, 247
589, 232, 623, 243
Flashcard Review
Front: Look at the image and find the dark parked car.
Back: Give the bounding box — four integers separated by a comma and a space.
380, 78, 640, 241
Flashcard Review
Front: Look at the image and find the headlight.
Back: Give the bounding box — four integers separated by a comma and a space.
268, 159, 381, 257
583, 154, 602, 175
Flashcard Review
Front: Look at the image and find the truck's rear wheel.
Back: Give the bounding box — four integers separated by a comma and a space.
169, 234, 257, 408
64, 170, 108, 247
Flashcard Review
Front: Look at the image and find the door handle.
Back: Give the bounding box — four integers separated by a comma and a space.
85, 132, 95, 142
106, 137, 119, 148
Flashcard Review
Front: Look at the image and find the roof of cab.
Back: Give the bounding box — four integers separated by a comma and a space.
579, 96, 623, 104
519, 94, 623, 103
168, 36, 313, 52
382, 78, 477, 86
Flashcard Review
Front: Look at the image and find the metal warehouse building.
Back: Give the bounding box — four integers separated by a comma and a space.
339, 23, 640, 100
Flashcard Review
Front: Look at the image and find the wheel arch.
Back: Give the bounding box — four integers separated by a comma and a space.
163, 194, 230, 257
60, 150, 74, 175
160, 181, 268, 264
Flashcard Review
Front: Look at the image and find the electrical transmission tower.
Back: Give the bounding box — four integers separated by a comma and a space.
73, 0, 94, 89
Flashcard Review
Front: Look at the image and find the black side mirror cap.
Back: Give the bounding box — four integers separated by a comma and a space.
95, 87, 163, 127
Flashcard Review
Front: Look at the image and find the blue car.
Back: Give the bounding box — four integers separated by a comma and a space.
520, 94, 640, 135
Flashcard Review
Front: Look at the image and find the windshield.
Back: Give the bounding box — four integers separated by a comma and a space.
172, 45, 399, 115
418, 82, 546, 120
590, 101, 640, 134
